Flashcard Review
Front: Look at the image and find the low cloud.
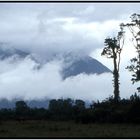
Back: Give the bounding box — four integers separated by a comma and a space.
0, 3, 139, 100
0, 56, 136, 101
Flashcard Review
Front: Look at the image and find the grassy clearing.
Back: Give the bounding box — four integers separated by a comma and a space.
0, 120, 140, 138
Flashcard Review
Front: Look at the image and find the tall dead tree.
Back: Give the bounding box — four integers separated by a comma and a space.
101, 27, 124, 102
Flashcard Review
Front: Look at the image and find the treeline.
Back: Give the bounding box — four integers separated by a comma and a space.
1, 94, 140, 123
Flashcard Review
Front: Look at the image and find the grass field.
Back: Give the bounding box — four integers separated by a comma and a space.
0, 120, 140, 138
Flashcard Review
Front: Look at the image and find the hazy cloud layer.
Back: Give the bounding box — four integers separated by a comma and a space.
0, 3, 139, 59
0, 3, 139, 101
0, 57, 137, 101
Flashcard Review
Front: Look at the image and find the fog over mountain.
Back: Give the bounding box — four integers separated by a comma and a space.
0, 3, 139, 101
0, 44, 111, 79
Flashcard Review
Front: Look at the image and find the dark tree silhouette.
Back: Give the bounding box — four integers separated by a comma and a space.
121, 13, 140, 92
101, 27, 124, 102
75, 99, 85, 111
15, 100, 30, 120
15, 101, 29, 111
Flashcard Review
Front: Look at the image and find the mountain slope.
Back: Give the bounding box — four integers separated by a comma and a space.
0, 46, 29, 60
61, 56, 112, 79
0, 46, 111, 80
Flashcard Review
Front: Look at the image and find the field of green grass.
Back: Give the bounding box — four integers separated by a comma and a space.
0, 120, 140, 138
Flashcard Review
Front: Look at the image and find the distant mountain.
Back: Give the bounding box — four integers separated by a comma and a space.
61, 56, 112, 79
0, 46, 29, 60
0, 99, 15, 109
0, 45, 111, 80
0, 46, 42, 69
0, 99, 49, 109
26, 100, 49, 109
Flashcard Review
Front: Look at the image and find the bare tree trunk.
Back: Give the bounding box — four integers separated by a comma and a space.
113, 51, 120, 102
113, 70, 120, 102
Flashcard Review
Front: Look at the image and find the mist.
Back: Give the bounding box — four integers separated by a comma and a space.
0, 3, 139, 101
0, 55, 137, 101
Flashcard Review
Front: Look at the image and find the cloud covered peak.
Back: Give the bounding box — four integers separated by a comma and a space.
0, 3, 139, 100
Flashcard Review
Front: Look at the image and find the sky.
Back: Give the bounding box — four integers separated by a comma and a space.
0, 2, 139, 101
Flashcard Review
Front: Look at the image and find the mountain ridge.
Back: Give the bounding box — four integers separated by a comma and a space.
0, 46, 112, 79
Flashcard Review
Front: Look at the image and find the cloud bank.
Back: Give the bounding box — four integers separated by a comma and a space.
0, 3, 139, 101
0, 56, 137, 101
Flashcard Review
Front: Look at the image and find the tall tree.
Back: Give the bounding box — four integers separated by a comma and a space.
101, 27, 124, 102
121, 13, 140, 92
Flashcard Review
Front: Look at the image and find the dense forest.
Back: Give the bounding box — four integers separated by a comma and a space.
0, 94, 140, 124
